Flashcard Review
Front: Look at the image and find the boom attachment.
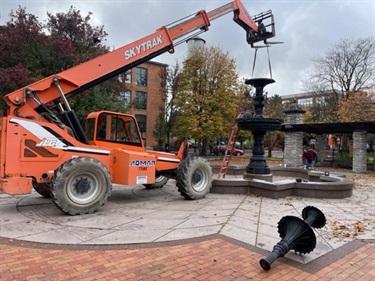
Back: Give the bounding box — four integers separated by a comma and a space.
246, 10, 275, 47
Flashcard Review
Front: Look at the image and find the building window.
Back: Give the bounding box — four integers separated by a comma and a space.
118, 70, 131, 84
135, 91, 147, 110
316, 96, 327, 106
298, 98, 313, 107
119, 90, 131, 108
136, 67, 147, 86
135, 114, 147, 133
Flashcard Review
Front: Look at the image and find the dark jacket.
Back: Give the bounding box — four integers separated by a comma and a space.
303, 149, 318, 163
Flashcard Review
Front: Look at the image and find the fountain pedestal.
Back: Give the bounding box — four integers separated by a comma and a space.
237, 78, 282, 176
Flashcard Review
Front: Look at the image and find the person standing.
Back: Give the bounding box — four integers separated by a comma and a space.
302, 147, 318, 169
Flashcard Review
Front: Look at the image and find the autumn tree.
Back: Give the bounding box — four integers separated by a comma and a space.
302, 37, 375, 122
0, 7, 80, 81
45, 6, 108, 62
337, 91, 375, 122
0, 7, 74, 110
174, 44, 243, 155
0, 6, 124, 121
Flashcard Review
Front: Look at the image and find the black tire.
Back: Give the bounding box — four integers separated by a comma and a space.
51, 157, 112, 215
143, 174, 168, 189
32, 181, 52, 198
176, 156, 213, 200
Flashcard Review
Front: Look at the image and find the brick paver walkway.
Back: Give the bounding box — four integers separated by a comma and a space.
1, 236, 374, 281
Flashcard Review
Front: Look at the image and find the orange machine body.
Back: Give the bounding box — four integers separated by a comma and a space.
0, 111, 183, 194
1, 0, 275, 195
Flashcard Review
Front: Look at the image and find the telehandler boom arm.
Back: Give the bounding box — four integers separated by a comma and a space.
4, 0, 274, 123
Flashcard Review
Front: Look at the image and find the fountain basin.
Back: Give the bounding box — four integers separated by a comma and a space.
237, 117, 282, 131
210, 165, 354, 199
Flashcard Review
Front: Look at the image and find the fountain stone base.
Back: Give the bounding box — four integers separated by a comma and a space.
210, 165, 354, 199
244, 172, 273, 182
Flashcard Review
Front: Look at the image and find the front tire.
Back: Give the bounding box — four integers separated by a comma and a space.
176, 156, 212, 200
51, 157, 112, 215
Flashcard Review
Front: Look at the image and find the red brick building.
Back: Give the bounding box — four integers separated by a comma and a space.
281, 91, 328, 108
118, 61, 167, 148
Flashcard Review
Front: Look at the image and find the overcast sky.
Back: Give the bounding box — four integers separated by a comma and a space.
1, 0, 374, 96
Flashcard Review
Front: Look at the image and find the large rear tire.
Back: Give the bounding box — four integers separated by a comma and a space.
51, 157, 112, 215
176, 156, 212, 200
143, 174, 168, 189
32, 181, 52, 198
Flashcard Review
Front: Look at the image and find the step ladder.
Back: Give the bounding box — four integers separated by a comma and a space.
217, 89, 251, 178
218, 123, 240, 178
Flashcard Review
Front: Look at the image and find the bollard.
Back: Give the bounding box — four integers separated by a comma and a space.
259, 206, 326, 271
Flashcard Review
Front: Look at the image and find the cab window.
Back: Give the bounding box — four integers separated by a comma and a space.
86, 118, 95, 141
96, 113, 142, 146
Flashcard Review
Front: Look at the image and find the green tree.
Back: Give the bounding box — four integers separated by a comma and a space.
263, 94, 284, 157
303, 95, 337, 123
174, 44, 242, 155
70, 81, 127, 124
233, 85, 253, 149
153, 62, 182, 150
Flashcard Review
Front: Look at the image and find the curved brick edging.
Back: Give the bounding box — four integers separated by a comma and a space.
211, 165, 354, 199
0, 234, 375, 274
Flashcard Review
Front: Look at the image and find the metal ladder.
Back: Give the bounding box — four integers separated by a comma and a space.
218, 119, 241, 178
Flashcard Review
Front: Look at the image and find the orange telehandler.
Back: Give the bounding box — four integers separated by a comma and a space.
0, 0, 275, 215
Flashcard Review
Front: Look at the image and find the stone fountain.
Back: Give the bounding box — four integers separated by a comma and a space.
210, 78, 354, 199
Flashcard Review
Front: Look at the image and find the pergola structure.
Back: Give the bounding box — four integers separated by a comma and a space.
281, 122, 375, 134
281, 106, 374, 173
